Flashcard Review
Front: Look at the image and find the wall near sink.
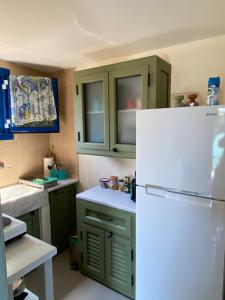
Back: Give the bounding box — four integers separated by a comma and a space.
0, 61, 50, 187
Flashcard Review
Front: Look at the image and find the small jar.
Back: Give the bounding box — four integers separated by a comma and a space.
118, 179, 124, 191
99, 178, 110, 189
110, 176, 119, 190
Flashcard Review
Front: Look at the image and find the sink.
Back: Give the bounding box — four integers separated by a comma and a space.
0, 184, 48, 217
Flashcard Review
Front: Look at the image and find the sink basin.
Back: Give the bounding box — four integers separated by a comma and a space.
0, 184, 48, 217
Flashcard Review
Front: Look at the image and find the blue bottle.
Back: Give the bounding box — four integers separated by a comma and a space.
207, 77, 220, 106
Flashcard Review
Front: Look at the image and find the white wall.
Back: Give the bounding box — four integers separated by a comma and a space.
78, 35, 225, 191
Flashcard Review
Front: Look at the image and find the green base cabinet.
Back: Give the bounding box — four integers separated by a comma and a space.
77, 199, 135, 299
74, 55, 171, 158
18, 210, 40, 239
49, 184, 76, 254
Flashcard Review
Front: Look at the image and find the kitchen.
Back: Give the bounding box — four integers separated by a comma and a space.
1, 1, 225, 300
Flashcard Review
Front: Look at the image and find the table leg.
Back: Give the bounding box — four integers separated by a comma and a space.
37, 259, 54, 300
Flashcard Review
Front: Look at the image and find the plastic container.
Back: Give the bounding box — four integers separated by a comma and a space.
207, 77, 220, 106
99, 178, 110, 189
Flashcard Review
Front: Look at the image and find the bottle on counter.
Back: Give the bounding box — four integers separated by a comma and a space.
207, 77, 220, 106
131, 172, 136, 202
123, 176, 130, 193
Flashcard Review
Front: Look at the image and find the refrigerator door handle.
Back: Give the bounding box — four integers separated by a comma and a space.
143, 184, 225, 204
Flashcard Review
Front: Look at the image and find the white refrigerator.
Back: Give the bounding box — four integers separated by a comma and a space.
136, 106, 225, 300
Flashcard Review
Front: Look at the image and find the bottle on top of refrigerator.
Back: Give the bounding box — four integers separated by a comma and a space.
207, 77, 220, 106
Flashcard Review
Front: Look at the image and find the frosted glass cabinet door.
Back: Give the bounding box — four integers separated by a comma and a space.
76, 73, 109, 150
109, 66, 148, 153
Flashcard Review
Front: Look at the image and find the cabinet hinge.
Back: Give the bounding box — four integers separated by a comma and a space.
148, 73, 151, 86
81, 252, 84, 262
76, 85, 79, 95
131, 249, 134, 262
131, 274, 134, 286
80, 231, 83, 240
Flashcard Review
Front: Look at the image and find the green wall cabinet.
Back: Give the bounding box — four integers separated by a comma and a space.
49, 184, 76, 254
74, 55, 171, 158
18, 209, 40, 239
77, 199, 135, 299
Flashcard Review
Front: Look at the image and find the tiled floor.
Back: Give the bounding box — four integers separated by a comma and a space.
53, 251, 129, 300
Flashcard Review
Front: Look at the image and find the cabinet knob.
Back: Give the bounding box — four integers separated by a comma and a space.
107, 232, 113, 239
112, 148, 118, 153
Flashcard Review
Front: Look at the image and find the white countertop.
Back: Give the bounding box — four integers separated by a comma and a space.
6, 234, 57, 285
47, 178, 78, 192
76, 186, 136, 213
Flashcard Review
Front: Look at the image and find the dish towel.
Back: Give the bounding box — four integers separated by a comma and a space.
10, 75, 57, 125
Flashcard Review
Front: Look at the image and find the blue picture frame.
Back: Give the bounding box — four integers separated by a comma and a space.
0, 67, 13, 140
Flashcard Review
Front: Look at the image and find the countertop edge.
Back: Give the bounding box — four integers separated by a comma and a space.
76, 188, 136, 214
47, 178, 78, 192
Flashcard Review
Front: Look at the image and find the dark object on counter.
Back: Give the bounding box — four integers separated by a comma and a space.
131, 172, 136, 202
99, 178, 110, 189
14, 292, 28, 300
124, 176, 130, 193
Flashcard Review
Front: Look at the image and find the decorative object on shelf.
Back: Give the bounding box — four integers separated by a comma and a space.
172, 92, 201, 107
186, 93, 199, 107
174, 95, 185, 107
207, 77, 220, 106
99, 178, 110, 189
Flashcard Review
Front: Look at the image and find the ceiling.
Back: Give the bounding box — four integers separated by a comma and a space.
1, 0, 225, 72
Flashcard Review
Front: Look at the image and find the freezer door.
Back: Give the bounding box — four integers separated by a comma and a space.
136, 186, 225, 300
136, 106, 225, 200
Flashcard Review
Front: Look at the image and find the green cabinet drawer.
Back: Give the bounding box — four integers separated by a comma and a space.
18, 210, 40, 239
77, 199, 131, 238
49, 184, 76, 253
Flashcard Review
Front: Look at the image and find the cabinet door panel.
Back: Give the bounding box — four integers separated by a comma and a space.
109, 66, 148, 153
18, 210, 40, 239
49, 185, 76, 253
105, 233, 132, 297
76, 73, 109, 150
80, 224, 105, 282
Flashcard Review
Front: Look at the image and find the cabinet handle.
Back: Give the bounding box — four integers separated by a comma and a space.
107, 232, 113, 239
112, 148, 118, 153
78, 132, 80, 142
97, 214, 113, 222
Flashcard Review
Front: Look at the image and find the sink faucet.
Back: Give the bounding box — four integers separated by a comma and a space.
0, 162, 11, 170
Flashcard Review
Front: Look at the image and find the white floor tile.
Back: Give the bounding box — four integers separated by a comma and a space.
53, 251, 129, 300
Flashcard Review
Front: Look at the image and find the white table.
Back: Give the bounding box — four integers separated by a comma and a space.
6, 234, 57, 300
